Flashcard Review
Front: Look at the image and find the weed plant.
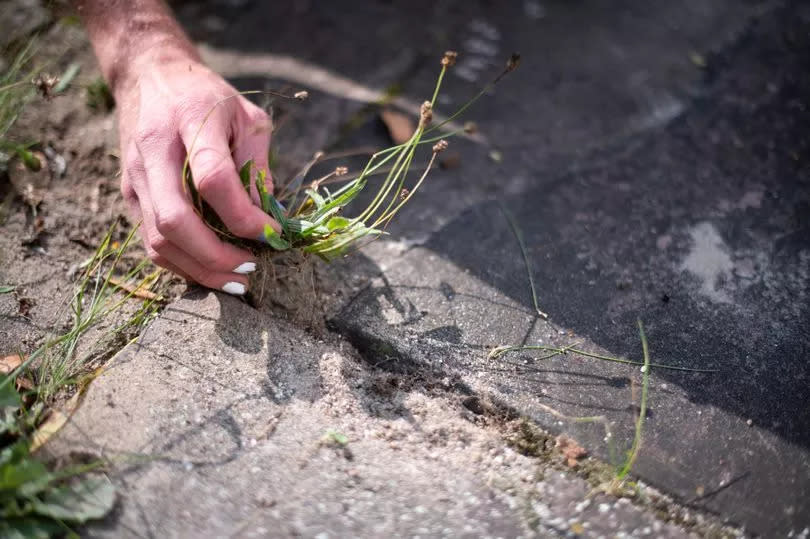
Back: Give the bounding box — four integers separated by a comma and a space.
184, 51, 519, 264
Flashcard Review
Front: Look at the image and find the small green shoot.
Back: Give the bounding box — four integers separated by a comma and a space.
52, 62, 81, 94
616, 320, 650, 480
323, 430, 349, 447
0, 285, 16, 294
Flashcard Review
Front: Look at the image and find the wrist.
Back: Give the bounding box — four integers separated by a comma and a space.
75, 0, 200, 97
112, 40, 199, 99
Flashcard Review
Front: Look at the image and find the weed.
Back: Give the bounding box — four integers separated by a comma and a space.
33, 222, 162, 403
0, 40, 37, 145
494, 318, 690, 490
183, 51, 519, 265
0, 221, 164, 536
0, 378, 115, 537
616, 320, 650, 480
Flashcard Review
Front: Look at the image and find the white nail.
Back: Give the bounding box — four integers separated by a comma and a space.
233, 262, 256, 274
222, 282, 246, 296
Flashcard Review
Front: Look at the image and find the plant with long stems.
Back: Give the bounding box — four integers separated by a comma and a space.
183, 51, 519, 261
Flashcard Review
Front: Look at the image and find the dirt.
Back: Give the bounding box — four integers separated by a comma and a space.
0, 21, 180, 390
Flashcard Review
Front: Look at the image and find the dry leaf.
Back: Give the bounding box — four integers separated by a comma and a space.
556, 434, 587, 467
0, 354, 23, 374
379, 108, 415, 145
109, 277, 164, 302
30, 392, 81, 452
1, 354, 34, 391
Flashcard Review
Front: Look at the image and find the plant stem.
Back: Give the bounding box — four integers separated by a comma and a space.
499, 203, 548, 319
616, 320, 651, 479
490, 344, 718, 373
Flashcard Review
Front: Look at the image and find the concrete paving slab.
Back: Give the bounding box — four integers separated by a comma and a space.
50, 291, 710, 538
40, 1, 806, 536
330, 5, 810, 535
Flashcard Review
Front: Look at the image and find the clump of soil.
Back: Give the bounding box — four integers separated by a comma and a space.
250, 250, 322, 331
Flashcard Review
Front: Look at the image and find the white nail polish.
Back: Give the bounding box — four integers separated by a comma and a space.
222, 282, 246, 296
233, 262, 256, 274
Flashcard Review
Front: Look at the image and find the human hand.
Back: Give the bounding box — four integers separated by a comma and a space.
116, 51, 279, 296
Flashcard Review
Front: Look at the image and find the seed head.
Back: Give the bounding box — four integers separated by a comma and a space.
399, 188, 410, 201
506, 53, 521, 73
32, 73, 59, 99
335, 166, 348, 176
441, 50, 458, 67
432, 139, 448, 153
419, 100, 433, 128
294, 90, 309, 100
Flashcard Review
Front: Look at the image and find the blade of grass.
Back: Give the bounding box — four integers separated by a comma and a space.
499, 203, 548, 319
616, 320, 651, 479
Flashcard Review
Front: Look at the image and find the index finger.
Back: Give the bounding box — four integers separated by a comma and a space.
184, 120, 280, 241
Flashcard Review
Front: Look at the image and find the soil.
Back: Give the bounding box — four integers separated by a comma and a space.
0, 22, 181, 387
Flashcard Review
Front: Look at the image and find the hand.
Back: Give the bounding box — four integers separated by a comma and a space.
116, 51, 279, 295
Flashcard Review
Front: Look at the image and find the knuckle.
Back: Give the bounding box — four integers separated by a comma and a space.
148, 233, 170, 254
195, 156, 232, 197
176, 96, 213, 123
134, 121, 165, 149
246, 105, 269, 126
154, 207, 189, 238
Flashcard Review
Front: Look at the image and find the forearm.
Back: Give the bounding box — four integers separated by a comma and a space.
72, 0, 199, 95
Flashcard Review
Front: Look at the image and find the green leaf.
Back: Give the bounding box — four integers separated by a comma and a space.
0, 377, 21, 409
256, 168, 271, 213
310, 179, 365, 222
304, 189, 325, 209
31, 476, 115, 523
53, 62, 81, 94
238, 159, 253, 190
326, 431, 348, 446
304, 224, 383, 261
326, 216, 351, 231
0, 442, 50, 493
262, 224, 290, 251
0, 285, 15, 294
15, 147, 41, 172
0, 517, 62, 539
266, 195, 288, 235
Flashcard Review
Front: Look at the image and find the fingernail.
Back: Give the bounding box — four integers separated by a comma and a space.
233, 262, 256, 274
222, 282, 246, 296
